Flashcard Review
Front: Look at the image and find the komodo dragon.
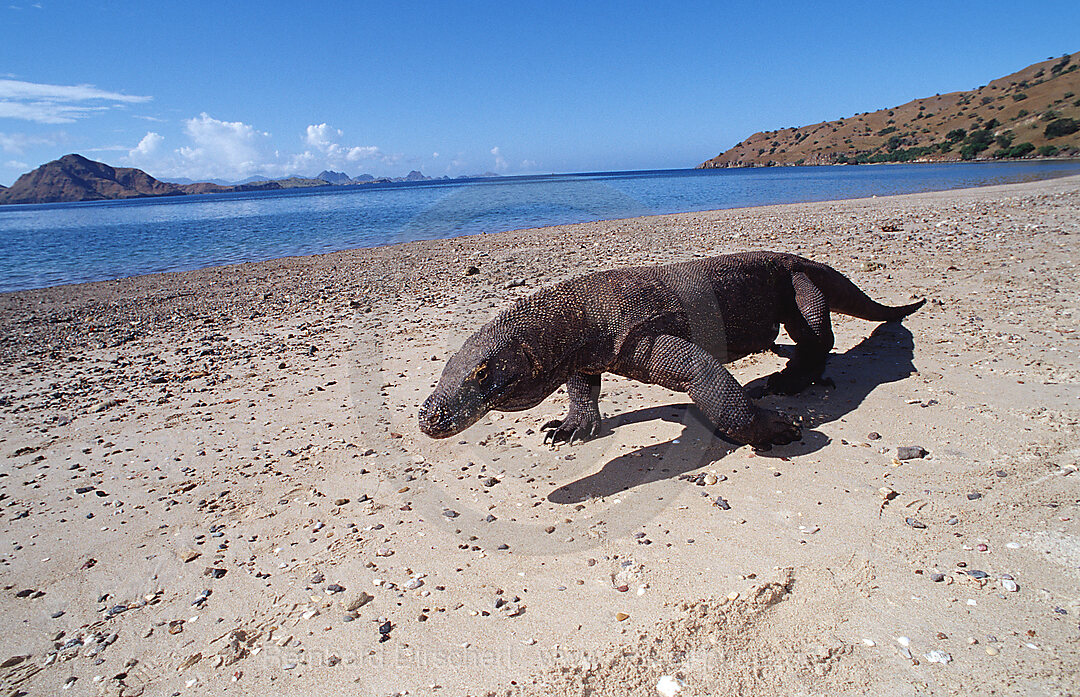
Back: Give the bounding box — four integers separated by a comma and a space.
418, 251, 924, 450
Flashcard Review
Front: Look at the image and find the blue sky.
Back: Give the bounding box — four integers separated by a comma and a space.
1, 2, 1078, 185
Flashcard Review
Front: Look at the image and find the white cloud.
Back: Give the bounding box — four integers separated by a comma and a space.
175, 113, 270, 179
4, 159, 28, 170
304, 123, 343, 153
118, 116, 404, 181
130, 131, 164, 158
491, 146, 508, 172
345, 145, 381, 161
0, 79, 151, 124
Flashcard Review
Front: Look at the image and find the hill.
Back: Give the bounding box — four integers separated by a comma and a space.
700, 51, 1080, 168
0, 156, 344, 205
0, 154, 190, 204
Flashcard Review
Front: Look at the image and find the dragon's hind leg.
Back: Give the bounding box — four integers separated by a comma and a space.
641, 334, 800, 450
766, 272, 835, 395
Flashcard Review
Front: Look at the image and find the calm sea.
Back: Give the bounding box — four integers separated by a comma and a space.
1, 161, 1079, 293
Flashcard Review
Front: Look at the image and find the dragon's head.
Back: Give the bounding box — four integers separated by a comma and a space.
418, 329, 537, 439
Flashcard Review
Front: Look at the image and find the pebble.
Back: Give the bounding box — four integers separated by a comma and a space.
905, 517, 926, 529
946, 517, 959, 525
404, 579, 424, 590
333, 498, 349, 506
896, 446, 928, 460
925, 649, 952, 664
656, 675, 683, 696
1001, 579, 1018, 592
867, 432, 881, 440
703, 474, 718, 485
985, 647, 999, 656
967, 570, 988, 579
442, 509, 459, 519
713, 496, 731, 510
326, 584, 345, 594
967, 492, 982, 500
615, 612, 629, 621
726, 591, 740, 601
930, 573, 945, 583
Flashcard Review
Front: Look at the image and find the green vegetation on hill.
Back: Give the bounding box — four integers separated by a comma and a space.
700, 51, 1080, 168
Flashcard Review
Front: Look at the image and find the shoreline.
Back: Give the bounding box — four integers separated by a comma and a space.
2, 163, 1080, 296
3, 170, 1080, 303
1, 173, 1078, 695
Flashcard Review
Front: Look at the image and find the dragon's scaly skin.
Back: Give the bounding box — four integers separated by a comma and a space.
419, 251, 924, 449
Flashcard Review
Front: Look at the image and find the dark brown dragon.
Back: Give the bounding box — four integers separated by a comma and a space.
418, 251, 924, 449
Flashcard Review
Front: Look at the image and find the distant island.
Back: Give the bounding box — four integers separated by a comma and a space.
0, 155, 500, 206
700, 51, 1080, 168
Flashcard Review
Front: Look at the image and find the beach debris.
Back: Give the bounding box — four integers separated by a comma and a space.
656, 674, 684, 696
177, 653, 202, 671
345, 592, 374, 611
896, 446, 928, 460
1001, 579, 1019, 592
905, 517, 926, 529
615, 612, 630, 622
925, 650, 952, 664
713, 496, 731, 510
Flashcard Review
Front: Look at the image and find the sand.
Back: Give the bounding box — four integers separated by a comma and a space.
1, 174, 1078, 696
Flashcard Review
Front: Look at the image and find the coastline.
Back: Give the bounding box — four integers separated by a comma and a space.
1, 174, 1078, 695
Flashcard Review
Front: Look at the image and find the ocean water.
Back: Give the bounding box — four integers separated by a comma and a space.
1, 161, 1078, 293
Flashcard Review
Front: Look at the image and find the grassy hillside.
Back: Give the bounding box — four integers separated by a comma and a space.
700, 51, 1080, 168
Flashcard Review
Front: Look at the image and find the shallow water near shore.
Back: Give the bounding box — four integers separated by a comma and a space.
2, 160, 1079, 292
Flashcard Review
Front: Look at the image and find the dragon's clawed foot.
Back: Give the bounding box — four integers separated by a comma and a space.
734, 407, 801, 452
541, 416, 600, 446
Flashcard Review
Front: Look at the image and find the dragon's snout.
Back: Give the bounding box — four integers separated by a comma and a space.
417, 396, 451, 438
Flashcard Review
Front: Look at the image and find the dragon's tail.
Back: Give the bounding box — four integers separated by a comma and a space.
802, 261, 926, 322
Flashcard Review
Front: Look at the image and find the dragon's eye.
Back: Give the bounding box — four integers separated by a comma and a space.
475, 366, 489, 385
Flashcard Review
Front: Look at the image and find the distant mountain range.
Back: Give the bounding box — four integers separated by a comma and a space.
0, 156, 495, 205
701, 51, 1080, 168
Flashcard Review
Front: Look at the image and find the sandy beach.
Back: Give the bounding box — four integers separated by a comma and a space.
1, 174, 1078, 696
